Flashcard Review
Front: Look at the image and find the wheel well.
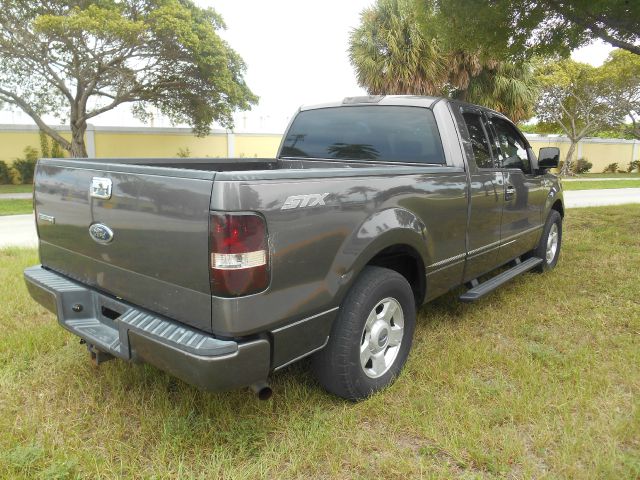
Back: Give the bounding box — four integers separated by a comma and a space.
551, 200, 564, 218
366, 245, 425, 306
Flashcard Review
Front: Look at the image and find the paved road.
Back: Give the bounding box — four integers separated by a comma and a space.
0, 214, 37, 248
1, 188, 640, 248
0, 193, 32, 199
563, 188, 640, 208
562, 177, 640, 182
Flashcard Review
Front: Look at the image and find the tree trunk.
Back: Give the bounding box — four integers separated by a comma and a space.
561, 140, 577, 176
70, 123, 88, 158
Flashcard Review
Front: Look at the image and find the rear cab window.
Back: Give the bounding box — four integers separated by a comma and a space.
281, 106, 446, 164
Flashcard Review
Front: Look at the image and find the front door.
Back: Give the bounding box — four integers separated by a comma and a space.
485, 114, 545, 264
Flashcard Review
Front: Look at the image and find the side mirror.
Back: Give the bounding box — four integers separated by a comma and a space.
538, 147, 560, 169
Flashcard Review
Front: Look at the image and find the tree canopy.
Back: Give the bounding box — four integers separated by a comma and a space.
417, 0, 640, 61
0, 0, 257, 157
535, 58, 621, 173
349, 0, 538, 122
599, 49, 640, 139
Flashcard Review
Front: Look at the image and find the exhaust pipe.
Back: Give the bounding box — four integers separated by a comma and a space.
250, 381, 273, 401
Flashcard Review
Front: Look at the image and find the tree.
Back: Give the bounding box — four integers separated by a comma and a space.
535, 59, 620, 174
417, 0, 640, 61
0, 0, 257, 157
600, 50, 640, 139
349, 0, 538, 122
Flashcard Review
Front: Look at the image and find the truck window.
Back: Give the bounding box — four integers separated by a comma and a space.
281, 106, 446, 164
490, 117, 532, 174
461, 111, 494, 169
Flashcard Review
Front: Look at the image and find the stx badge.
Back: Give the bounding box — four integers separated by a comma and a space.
281, 193, 329, 210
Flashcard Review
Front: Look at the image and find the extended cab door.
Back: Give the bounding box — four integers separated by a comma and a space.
484, 114, 546, 264
452, 104, 505, 281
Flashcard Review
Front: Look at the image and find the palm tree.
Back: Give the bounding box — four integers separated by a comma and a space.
349, 0, 447, 96
349, 0, 538, 122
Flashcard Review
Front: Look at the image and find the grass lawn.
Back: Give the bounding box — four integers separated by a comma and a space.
562, 180, 640, 191
0, 199, 33, 216
1, 206, 639, 479
0, 184, 33, 194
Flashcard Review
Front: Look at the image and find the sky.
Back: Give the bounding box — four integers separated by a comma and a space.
0, 1, 614, 132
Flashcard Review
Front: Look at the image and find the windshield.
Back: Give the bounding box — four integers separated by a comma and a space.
281, 106, 446, 164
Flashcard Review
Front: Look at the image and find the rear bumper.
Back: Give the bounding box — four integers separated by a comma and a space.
23, 265, 271, 391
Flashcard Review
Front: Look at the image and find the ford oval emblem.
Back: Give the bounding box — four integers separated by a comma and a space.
89, 223, 114, 244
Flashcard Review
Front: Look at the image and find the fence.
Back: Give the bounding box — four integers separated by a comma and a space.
1, 124, 638, 173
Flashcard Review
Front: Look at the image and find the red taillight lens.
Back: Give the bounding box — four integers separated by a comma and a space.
210, 213, 269, 297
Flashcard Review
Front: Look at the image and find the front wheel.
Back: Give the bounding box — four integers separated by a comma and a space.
311, 266, 416, 401
532, 210, 562, 272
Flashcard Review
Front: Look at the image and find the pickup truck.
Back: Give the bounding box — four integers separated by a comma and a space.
24, 95, 564, 401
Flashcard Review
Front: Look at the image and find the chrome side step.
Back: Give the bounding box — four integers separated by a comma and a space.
459, 257, 543, 303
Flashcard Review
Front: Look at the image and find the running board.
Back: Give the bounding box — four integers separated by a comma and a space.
459, 257, 543, 303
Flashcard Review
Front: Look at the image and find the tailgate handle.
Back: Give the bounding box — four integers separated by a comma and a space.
90, 177, 112, 200
505, 185, 516, 201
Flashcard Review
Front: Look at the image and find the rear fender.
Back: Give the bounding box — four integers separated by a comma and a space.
331, 208, 429, 303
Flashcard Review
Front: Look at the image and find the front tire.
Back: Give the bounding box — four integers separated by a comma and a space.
532, 210, 562, 272
312, 266, 416, 401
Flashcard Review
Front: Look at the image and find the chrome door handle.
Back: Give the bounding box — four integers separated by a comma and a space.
505, 185, 516, 200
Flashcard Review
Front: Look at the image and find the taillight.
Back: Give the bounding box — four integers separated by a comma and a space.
209, 213, 269, 297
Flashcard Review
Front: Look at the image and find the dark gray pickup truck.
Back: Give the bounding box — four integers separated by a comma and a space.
24, 96, 564, 401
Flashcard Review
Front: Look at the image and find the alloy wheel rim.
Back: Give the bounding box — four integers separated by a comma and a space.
546, 223, 559, 264
360, 297, 404, 379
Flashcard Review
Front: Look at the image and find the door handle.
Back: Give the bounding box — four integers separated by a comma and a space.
505, 185, 516, 200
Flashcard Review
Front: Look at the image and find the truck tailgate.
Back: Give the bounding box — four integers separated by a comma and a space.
34, 160, 214, 332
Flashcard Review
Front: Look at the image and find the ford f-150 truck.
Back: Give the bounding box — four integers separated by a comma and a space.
24, 96, 564, 401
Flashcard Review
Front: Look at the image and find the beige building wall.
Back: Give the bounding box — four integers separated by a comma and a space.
1, 125, 638, 174
526, 135, 639, 172
94, 129, 228, 158
234, 134, 282, 158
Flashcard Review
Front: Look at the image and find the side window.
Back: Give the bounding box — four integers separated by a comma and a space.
461, 111, 494, 169
490, 117, 532, 174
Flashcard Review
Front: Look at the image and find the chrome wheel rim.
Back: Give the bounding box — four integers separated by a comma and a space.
546, 223, 559, 264
360, 297, 404, 379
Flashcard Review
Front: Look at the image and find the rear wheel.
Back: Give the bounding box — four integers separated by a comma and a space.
312, 266, 416, 401
532, 210, 562, 272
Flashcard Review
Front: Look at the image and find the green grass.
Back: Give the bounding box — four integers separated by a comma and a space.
562, 180, 640, 191
0, 199, 33, 216
1, 206, 639, 479
0, 184, 33, 194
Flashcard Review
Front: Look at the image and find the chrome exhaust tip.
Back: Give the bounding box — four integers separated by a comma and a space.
250, 381, 273, 400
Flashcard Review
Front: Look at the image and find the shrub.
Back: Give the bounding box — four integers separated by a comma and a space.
573, 158, 592, 174
176, 147, 191, 158
628, 160, 640, 173
602, 163, 618, 173
50, 139, 65, 158
39, 130, 65, 158
12, 146, 39, 184
39, 131, 50, 158
0, 160, 11, 184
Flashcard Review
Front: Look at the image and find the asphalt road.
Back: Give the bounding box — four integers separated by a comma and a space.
563, 188, 640, 208
1, 188, 640, 248
0, 193, 32, 200
0, 214, 37, 248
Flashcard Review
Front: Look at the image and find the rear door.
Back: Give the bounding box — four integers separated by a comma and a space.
454, 105, 505, 281
484, 114, 546, 264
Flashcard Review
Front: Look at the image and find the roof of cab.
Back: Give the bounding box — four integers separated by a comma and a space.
299, 95, 443, 111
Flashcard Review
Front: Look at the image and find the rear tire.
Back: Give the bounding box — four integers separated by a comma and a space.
312, 266, 416, 401
532, 210, 562, 272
